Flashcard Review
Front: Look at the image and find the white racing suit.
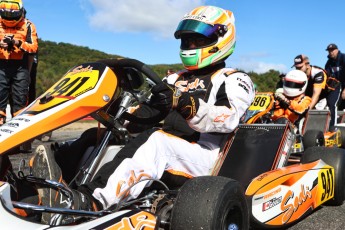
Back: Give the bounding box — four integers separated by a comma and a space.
92, 66, 255, 209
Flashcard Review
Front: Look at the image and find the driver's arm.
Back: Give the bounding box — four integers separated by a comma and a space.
288, 96, 311, 115
188, 72, 255, 133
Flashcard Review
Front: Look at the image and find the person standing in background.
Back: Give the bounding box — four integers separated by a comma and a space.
27, 52, 37, 103
292, 55, 326, 110
23, 7, 38, 105
166, 69, 175, 76
0, 0, 38, 125
292, 54, 340, 126
325, 44, 345, 112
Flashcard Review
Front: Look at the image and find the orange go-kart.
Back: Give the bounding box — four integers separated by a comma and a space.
0, 62, 344, 229
242, 91, 345, 151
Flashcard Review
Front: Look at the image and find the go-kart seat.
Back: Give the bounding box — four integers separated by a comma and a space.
303, 109, 330, 133
159, 123, 293, 190
211, 123, 293, 188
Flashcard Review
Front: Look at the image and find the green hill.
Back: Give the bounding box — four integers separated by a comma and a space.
36, 39, 183, 96
35, 39, 280, 96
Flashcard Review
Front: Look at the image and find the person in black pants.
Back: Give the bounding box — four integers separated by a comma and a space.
27, 53, 37, 104
325, 43, 345, 113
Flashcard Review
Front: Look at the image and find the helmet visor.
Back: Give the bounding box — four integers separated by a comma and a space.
174, 19, 222, 39
0, 1, 22, 20
283, 80, 306, 89
0, 9, 22, 20
180, 33, 215, 50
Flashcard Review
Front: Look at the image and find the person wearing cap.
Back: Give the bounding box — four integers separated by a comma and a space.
291, 54, 341, 127
325, 43, 345, 111
292, 55, 327, 108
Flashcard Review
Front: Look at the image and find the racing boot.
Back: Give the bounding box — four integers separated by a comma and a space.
31, 144, 100, 224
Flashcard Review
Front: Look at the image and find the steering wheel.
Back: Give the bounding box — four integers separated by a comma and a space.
96, 58, 161, 85
96, 58, 166, 124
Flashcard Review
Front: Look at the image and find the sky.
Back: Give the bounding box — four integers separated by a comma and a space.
23, 0, 345, 74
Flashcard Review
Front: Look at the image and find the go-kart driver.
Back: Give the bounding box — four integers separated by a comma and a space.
273, 69, 311, 126
24, 5, 254, 223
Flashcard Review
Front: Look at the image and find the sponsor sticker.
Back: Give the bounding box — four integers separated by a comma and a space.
262, 196, 282, 211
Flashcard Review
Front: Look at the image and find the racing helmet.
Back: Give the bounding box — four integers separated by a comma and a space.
283, 70, 308, 97
0, 0, 24, 27
174, 6, 236, 70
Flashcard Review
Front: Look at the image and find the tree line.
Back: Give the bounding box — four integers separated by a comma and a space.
35, 39, 280, 96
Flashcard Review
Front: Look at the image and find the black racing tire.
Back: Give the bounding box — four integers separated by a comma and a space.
301, 146, 345, 205
170, 176, 249, 230
303, 129, 325, 149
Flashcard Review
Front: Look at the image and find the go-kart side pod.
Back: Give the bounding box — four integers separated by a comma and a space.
246, 159, 336, 228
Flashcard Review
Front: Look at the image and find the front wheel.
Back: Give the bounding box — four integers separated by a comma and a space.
170, 176, 249, 230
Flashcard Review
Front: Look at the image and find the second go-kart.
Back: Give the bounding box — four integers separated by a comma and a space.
241, 91, 325, 153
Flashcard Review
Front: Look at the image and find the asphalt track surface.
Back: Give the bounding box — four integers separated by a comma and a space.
8, 121, 345, 230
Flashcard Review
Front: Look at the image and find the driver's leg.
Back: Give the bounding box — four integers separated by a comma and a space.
78, 128, 159, 193
27, 128, 159, 223
92, 130, 219, 209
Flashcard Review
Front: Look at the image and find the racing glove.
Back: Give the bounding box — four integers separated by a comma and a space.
174, 91, 200, 120
150, 82, 199, 119
2, 35, 15, 51
150, 82, 174, 112
275, 93, 290, 109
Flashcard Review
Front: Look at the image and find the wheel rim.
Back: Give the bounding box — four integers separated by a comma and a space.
223, 205, 243, 230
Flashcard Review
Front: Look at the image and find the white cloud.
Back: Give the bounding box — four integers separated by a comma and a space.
237, 61, 287, 74
84, 0, 205, 38
228, 53, 288, 74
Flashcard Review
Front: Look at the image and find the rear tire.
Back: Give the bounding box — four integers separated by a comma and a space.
301, 146, 345, 205
303, 129, 325, 149
170, 176, 249, 230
